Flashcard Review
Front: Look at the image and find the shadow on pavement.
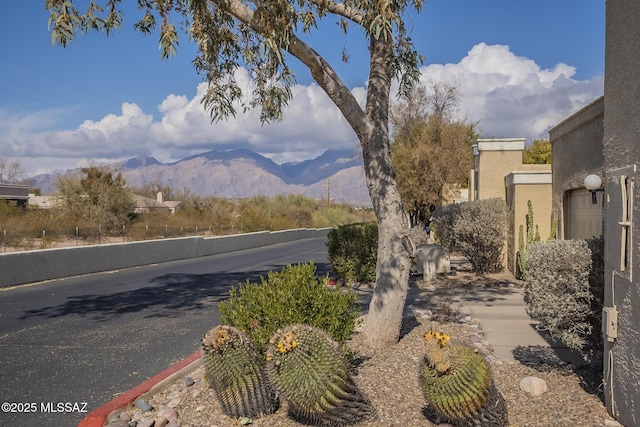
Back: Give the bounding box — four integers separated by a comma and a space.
19, 262, 333, 321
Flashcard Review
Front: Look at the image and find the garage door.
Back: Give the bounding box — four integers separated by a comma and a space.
567, 188, 603, 239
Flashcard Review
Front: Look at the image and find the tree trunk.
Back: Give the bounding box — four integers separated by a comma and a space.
360, 36, 413, 348
284, 25, 413, 348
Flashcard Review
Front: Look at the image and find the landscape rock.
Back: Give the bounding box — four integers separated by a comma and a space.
167, 398, 181, 408
519, 376, 548, 396
157, 406, 178, 422
137, 418, 155, 427
106, 411, 123, 424
135, 398, 153, 412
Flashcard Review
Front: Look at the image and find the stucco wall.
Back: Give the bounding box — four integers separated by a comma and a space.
505, 169, 552, 275
549, 97, 604, 240
0, 228, 330, 288
603, 1, 640, 424
474, 139, 526, 200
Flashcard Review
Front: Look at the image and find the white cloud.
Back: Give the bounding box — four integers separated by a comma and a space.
418, 43, 603, 139
0, 43, 603, 176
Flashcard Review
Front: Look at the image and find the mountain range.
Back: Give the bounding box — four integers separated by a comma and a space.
29, 149, 372, 206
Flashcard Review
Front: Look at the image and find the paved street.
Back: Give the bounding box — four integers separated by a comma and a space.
0, 237, 330, 427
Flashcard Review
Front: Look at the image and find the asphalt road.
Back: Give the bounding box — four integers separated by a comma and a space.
0, 237, 332, 427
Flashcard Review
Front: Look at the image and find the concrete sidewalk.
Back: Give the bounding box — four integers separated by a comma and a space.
405, 283, 584, 365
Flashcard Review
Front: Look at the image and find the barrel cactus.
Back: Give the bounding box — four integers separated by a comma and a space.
265, 324, 375, 426
201, 325, 277, 419
419, 329, 508, 427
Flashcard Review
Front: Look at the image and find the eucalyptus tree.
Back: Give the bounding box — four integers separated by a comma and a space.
46, 0, 424, 347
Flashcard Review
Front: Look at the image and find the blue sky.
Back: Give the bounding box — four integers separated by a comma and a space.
0, 1, 605, 177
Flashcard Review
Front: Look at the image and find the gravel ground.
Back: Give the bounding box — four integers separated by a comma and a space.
111, 270, 618, 427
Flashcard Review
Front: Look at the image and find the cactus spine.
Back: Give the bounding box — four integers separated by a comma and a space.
420, 330, 508, 427
266, 324, 375, 426
201, 325, 277, 419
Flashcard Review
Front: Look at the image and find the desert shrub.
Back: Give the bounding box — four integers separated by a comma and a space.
218, 262, 360, 354
326, 222, 378, 283
407, 224, 431, 247
524, 239, 604, 361
431, 203, 461, 249
312, 206, 375, 228
449, 198, 507, 273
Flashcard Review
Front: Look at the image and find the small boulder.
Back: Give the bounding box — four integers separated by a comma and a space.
137, 418, 155, 427
135, 398, 153, 412
519, 376, 548, 397
106, 411, 124, 424
157, 406, 178, 422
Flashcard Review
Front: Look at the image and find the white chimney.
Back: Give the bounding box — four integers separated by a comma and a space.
156, 191, 164, 204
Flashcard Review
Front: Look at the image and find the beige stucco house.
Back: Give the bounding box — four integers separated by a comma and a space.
459, 3, 639, 423
132, 191, 182, 215
469, 138, 552, 275
547, 2, 640, 424
549, 96, 604, 241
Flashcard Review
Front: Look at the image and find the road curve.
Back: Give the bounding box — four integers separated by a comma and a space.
0, 237, 331, 426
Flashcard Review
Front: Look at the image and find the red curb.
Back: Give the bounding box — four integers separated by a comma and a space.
78, 350, 201, 427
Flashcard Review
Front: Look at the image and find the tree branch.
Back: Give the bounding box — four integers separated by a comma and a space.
287, 36, 368, 138
224, 0, 369, 139
307, 0, 365, 25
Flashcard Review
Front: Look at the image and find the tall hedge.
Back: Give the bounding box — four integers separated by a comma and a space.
433, 198, 507, 273
523, 238, 605, 361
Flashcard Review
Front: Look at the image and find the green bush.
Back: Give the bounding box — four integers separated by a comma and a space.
431, 203, 461, 250
441, 198, 507, 273
218, 262, 360, 355
326, 222, 378, 283
523, 238, 604, 361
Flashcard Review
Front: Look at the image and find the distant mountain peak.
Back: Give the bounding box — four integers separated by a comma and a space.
120, 155, 160, 170
27, 148, 370, 205
280, 148, 362, 185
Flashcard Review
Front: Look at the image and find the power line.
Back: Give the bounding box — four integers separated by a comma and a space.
0, 64, 122, 121
17, 62, 123, 107
0, 84, 94, 122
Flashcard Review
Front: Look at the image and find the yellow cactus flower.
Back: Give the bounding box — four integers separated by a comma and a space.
275, 330, 298, 353
424, 329, 451, 348
211, 326, 228, 347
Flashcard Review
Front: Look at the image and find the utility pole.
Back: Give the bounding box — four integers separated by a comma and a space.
326, 177, 331, 209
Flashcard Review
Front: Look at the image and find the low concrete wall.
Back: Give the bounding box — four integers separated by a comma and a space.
0, 228, 331, 288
